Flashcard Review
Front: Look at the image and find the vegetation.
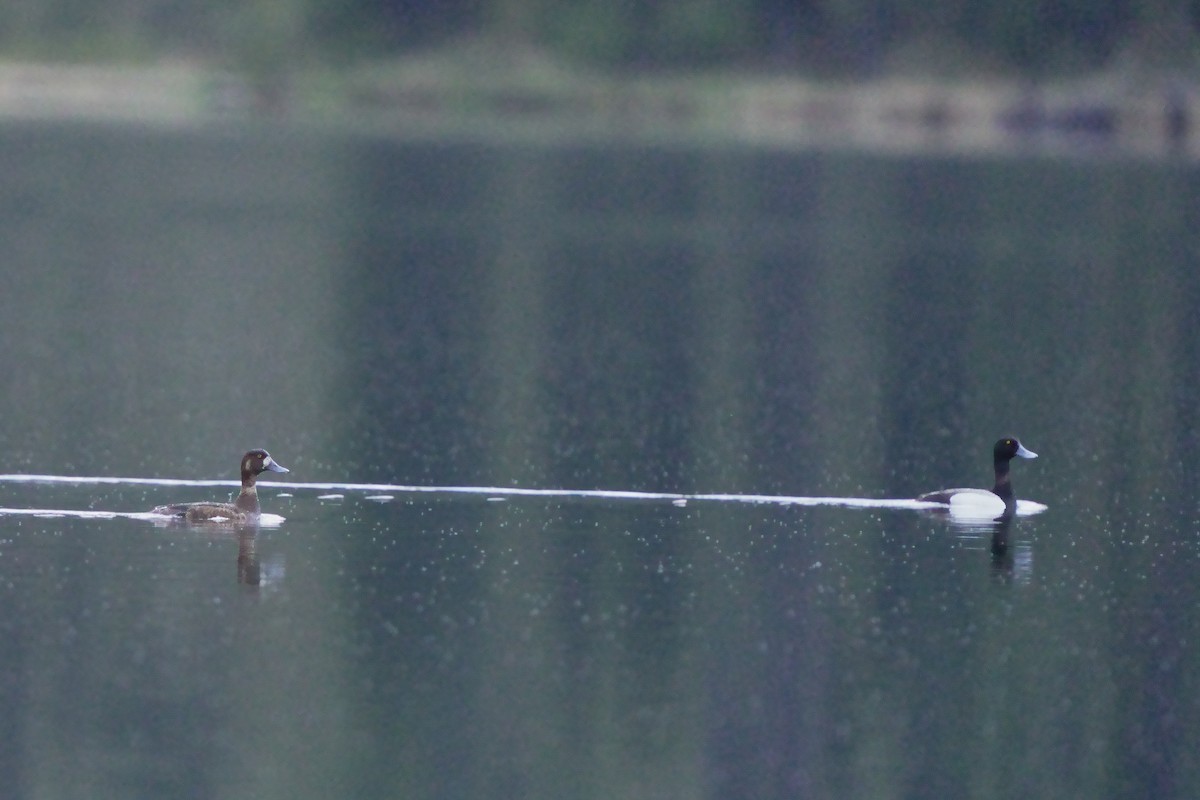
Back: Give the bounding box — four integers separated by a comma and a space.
0, 0, 1198, 78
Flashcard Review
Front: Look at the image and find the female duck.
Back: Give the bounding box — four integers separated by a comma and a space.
152, 449, 289, 523
917, 437, 1037, 520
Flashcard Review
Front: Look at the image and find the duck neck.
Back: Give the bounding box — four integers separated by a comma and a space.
236, 471, 261, 514
235, 486, 261, 513
992, 458, 1016, 516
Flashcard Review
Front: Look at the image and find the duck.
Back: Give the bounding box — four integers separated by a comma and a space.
916, 437, 1038, 520
152, 449, 289, 523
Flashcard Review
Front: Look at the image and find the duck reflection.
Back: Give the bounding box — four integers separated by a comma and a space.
231, 525, 287, 589
235, 526, 286, 589
148, 516, 284, 589
237, 526, 261, 586
985, 518, 1017, 579
945, 516, 1033, 583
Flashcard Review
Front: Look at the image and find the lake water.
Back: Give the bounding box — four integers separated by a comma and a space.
0, 120, 1198, 798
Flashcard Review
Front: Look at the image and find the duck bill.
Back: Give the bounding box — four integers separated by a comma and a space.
1015, 444, 1037, 459
264, 457, 290, 473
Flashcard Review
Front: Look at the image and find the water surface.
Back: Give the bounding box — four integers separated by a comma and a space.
0, 122, 1197, 798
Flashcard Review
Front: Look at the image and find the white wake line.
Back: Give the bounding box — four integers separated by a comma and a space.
0, 474, 1046, 515
0, 507, 160, 520
0, 506, 286, 526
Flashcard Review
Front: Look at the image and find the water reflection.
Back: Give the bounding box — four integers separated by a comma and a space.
237, 527, 260, 586
144, 514, 285, 590
1, 127, 1198, 798
943, 515, 1034, 584
236, 528, 287, 591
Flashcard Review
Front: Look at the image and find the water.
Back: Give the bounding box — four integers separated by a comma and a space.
1, 120, 1199, 798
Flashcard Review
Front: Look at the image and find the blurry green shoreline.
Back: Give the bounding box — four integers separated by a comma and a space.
0, 51, 1194, 159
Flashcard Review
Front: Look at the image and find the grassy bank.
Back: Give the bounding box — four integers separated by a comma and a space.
0, 48, 1193, 160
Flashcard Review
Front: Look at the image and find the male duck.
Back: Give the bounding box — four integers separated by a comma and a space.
152, 449, 289, 523
916, 437, 1037, 520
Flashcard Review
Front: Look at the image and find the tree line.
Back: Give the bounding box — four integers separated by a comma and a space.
1, 0, 1195, 76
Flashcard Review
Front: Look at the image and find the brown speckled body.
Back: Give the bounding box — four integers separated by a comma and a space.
152, 449, 289, 523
